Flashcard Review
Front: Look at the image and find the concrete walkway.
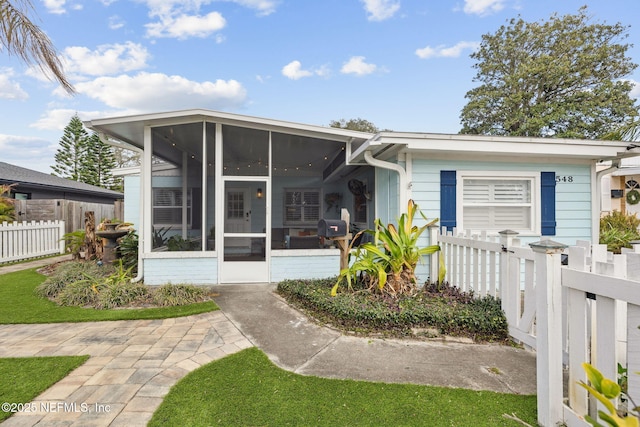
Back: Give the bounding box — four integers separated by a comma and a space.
0, 258, 537, 426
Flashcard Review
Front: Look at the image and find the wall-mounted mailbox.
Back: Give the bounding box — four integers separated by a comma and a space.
318, 219, 347, 238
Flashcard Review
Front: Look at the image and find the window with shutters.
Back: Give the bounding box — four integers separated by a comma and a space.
284, 188, 320, 225
153, 188, 192, 227
458, 172, 540, 235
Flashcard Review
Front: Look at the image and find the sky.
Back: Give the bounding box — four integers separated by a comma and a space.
1, 0, 640, 173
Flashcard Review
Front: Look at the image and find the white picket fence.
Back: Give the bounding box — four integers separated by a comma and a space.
0, 220, 66, 264
431, 227, 640, 427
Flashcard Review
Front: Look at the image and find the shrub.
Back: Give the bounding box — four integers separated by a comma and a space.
97, 282, 150, 309
277, 278, 508, 342
117, 232, 138, 273
153, 284, 208, 306
600, 210, 640, 253
35, 261, 113, 298
56, 280, 105, 307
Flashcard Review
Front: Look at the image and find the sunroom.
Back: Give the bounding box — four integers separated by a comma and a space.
86, 110, 374, 284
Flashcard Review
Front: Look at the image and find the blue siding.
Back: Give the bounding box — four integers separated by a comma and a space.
124, 175, 140, 230
144, 257, 218, 285
271, 253, 339, 282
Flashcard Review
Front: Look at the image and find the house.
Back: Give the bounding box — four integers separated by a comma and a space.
84, 109, 638, 285
0, 162, 124, 232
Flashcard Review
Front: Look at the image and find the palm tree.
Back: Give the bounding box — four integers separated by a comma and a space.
0, 0, 75, 94
601, 118, 640, 142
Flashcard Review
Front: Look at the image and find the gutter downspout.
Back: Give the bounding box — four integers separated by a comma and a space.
363, 150, 408, 213
98, 133, 145, 283
594, 160, 620, 244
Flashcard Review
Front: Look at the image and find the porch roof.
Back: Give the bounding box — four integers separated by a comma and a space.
84, 109, 373, 150
350, 132, 640, 164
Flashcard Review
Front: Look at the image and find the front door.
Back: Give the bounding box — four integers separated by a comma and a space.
220, 180, 268, 282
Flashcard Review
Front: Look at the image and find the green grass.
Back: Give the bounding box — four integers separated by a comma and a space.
150, 348, 537, 427
0, 355, 89, 422
0, 269, 218, 324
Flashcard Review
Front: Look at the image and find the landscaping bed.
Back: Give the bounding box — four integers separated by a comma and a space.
277, 278, 509, 342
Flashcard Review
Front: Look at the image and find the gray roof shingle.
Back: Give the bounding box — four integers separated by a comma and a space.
0, 162, 123, 198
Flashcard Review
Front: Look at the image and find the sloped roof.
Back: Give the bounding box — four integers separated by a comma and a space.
0, 162, 123, 199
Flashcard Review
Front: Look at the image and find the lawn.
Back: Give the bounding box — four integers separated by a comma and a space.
0, 268, 218, 324
150, 347, 537, 427
0, 355, 89, 422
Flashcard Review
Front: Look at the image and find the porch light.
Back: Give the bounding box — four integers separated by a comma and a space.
257, 188, 263, 199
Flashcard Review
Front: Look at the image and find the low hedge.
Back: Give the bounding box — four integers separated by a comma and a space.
276, 278, 509, 342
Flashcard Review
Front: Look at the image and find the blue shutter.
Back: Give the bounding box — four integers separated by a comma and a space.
541, 172, 556, 236
440, 170, 457, 231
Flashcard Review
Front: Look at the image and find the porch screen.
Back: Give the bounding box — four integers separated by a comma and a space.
284, 189, 320, 225
462, 178, 532, 231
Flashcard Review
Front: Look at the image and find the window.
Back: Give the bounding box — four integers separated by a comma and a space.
284, 189, 320, 225
153, 188, 192, 226
458, 172, 539, 234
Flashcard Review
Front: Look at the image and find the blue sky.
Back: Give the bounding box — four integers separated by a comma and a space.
1, 0, 640, 173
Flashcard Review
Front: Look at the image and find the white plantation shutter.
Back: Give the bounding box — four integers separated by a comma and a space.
462, 179, 532, 231
284, 188, 320, 225
153, 188, 191, 225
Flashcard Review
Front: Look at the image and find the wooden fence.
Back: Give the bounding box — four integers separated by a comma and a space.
0, 220, 65, 264
13, 199, 123, 234
431, 227, 640, 426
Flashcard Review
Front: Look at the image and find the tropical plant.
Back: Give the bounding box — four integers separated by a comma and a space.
579, 362, 639, 426
600, 211, 640, 254
60, 230, 86, 259
0, 0, 75, 94
117, 231, 138, 273
152, 227, 169, 248
333, 199, 441, 296
0, 184, 16, 222
167, 235, 200, 251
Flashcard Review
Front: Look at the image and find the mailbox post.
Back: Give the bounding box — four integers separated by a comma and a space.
318, 209, 352, 272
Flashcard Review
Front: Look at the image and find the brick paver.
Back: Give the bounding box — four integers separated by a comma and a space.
0, 311, 252, 426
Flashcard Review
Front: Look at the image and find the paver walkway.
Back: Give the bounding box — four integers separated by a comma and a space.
0, 312, 251, 426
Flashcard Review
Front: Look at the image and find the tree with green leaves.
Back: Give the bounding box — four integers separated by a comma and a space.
83, 133, 117, 189
0, 0, 74, 93
52, 115, 88, 182
330, 118, 380, 133
51, 115, 118, 190
460, 7, 639, 139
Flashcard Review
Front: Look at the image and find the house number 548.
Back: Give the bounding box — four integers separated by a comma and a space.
555, 176, 574, 183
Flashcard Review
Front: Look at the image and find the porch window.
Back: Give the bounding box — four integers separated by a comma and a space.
153, 188, 192, 226
284, 188, 320, 225
459, 173, 538, 234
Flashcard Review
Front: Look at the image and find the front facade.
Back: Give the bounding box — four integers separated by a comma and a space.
86, 110, 637, 285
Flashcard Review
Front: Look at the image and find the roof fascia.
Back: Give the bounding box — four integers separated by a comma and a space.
350, 132, 639, 163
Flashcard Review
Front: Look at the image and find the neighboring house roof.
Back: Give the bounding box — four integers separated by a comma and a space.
0, 162, 124, 199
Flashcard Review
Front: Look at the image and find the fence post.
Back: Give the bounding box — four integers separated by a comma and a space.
530, 239, 568, 427
58, 221, 66, 254
429, 225, 439, 283
499, 229, 519, 325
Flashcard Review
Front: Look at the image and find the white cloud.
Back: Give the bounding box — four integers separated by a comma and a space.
73, 72, 247, 111
0, 68, 28, 100
43, 0, 67, 14
281, 61, 313, 80
629, 79, 640, 100
145, 11, 226, 39
360, 0, 400, 22
340, 56, 377, 76
461, 0, 505, 16
108, 15, 125, 30
0, 134, 57, 172
62, 42, 150, 77
30, 109, 115, 131
227, 0, 280, 16
415, 41, 479, 59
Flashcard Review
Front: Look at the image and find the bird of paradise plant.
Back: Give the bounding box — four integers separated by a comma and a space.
332, 199, 442, 296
